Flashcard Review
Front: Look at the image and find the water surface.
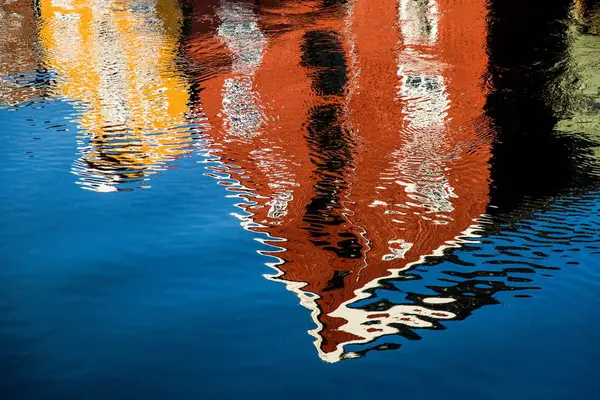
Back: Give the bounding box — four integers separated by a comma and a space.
1, 0, 600, 398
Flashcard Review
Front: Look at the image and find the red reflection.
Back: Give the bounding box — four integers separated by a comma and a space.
185, 0, 491, 362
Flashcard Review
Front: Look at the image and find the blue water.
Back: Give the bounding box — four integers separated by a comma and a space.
2, 0, 600, 399
2, 98, 600, 399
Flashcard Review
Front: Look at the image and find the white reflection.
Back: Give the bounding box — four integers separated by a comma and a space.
392, 0, 454, 220
217, 0, 267, 138
399, 0, 439, 46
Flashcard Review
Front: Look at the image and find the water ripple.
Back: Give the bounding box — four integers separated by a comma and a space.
1, 0, 600, 383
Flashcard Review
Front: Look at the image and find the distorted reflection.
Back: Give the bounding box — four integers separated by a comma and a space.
3, 0, 599, 366
184, 0, 495, 362
38, 0, 196, 191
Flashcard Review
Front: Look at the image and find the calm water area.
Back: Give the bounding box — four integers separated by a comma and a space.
1, 0, 600, 398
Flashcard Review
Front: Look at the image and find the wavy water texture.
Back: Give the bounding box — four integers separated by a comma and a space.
1, 0, 600, 379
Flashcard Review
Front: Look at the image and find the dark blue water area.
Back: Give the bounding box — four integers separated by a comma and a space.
2, 97, 600, 400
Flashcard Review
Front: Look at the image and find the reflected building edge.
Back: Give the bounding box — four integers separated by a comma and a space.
38, 0, 197, 192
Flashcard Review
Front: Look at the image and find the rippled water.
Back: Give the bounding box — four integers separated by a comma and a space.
1, 0, 600, 398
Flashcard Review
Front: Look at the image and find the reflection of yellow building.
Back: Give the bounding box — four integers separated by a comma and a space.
39, 0, 194, 191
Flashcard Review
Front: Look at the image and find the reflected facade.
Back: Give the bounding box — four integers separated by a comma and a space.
184, 0, 492, 362
38, 0, 196, 191
182, 0, 600, 362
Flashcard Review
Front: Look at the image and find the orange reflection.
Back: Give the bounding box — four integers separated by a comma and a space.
325, 0, 493, 360
185, 0, 491, 362
38, 0, 195, 191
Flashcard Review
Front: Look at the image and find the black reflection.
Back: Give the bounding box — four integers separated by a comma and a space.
485, 0, 599, 214
300, 28, 362, 260
301, 30, 348, 96
324, 270, 352, 291
323, 0, 348, 7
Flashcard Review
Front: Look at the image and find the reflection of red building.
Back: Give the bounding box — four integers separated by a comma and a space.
185, 0, 491, 362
